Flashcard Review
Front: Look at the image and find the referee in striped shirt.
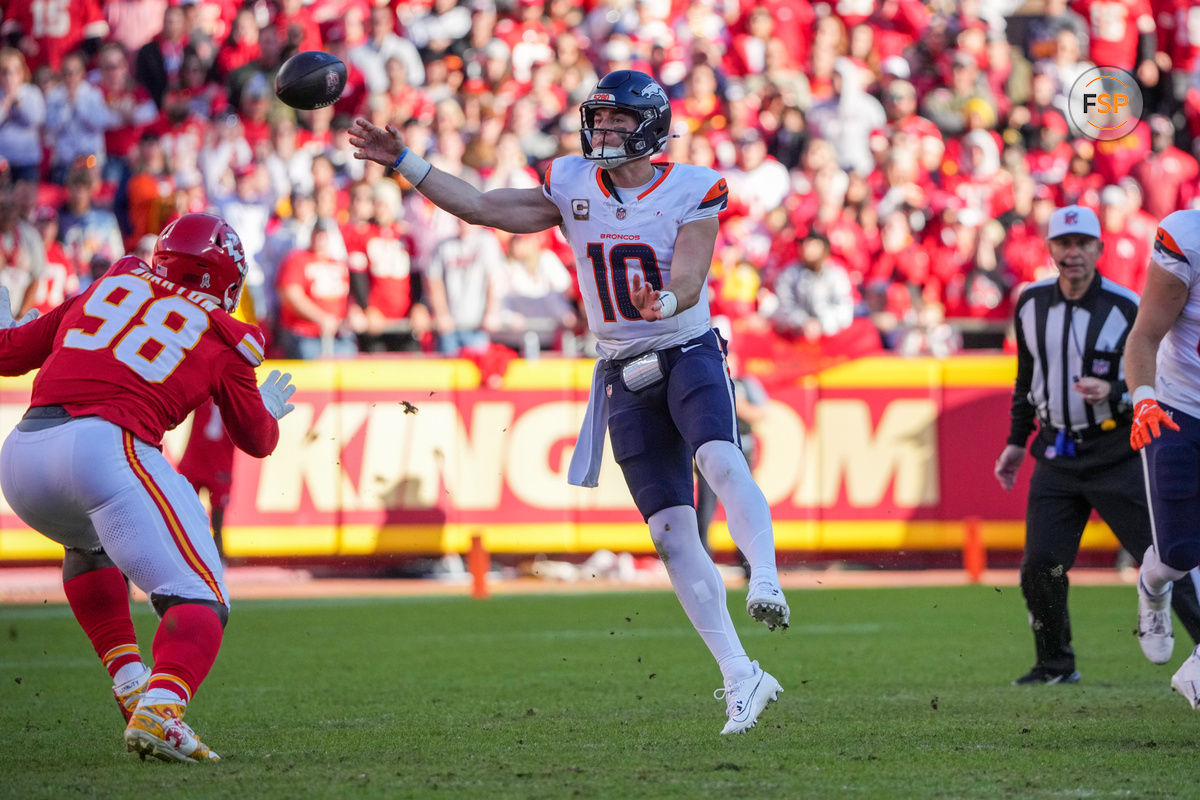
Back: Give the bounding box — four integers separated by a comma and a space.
994, 205, 1200, 686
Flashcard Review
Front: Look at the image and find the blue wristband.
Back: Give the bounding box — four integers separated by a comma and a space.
391, 148, 409, 171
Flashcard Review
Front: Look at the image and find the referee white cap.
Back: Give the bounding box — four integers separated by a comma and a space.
1048, 205, 1101, 240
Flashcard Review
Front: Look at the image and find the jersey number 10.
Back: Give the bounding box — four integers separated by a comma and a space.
587, 242, 662, 322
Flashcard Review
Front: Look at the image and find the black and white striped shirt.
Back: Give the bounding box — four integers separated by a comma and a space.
1007, 274, 1139, 450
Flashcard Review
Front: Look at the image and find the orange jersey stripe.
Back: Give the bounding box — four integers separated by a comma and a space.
702, 178, 728, 204
122, 431, 225, 605
594, 168, 612, 198
637, 163, 674, 200
1156, 226, 1186, 262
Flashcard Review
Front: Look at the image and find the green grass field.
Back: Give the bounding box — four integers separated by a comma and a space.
1, 584, 1196, 799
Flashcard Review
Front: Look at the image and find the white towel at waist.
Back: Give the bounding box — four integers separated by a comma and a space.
568, 359, 609, 488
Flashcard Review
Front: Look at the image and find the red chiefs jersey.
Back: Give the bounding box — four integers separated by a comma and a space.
1, 0, 108, 70
1155, 0, 1200, 72
0, 257, 278, 456
32, 240, 78, 315
276, 249, 350, 337
363, 222, 416, 320
1072, 0, 1155, 70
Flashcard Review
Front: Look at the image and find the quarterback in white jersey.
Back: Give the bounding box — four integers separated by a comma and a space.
1126, 209, 1200, 709
542, 154, 728, 360
350, 69, 787, 735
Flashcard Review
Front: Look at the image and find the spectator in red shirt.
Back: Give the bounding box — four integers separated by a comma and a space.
276, 218, 363, 359
358, 181, 430, 353
1001, 182, 1057, 286
1129, 114, 1199, 219
215, 8, 261, 80
1095, 183, 1151, 292
29, 205, 77, 315
274, 0, 323, 55
1090, 118, 1151, 184
865, 0, 931, 61
1060, 139, 1105, 206
320, 22, 369, 119
377, 56, 436, 127
1071, 0, 1157, 74
870, 78, 945, 176
1, 0, 108, 71
1025, 111, 1073, 189
234, 73, 273, 153
726, 7, 781, 79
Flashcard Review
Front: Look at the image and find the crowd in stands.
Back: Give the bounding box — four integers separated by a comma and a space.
1, 0, 1199, 365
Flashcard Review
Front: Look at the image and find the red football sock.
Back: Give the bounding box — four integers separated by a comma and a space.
148, 604, 224, 703
62, 566, 141, 679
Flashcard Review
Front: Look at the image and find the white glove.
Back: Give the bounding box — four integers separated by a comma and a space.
0, 286, 38, 329
258, 369, 296, 420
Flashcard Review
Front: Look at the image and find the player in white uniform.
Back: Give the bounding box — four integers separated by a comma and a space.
1126, 209, 1200, 708
350, 70, 788, 734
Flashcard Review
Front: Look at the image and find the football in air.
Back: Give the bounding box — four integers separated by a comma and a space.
274, 51, 347, 110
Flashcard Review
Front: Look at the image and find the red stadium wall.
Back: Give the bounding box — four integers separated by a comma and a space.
0, 355, 1124, 564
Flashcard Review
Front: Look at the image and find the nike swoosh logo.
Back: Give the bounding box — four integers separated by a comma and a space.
681, 344, 702, 353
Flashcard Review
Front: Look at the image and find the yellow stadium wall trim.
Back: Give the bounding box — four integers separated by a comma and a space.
0, 355, 1122, 563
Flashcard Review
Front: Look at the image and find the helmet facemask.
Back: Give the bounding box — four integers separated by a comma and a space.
580, 105, 665, 168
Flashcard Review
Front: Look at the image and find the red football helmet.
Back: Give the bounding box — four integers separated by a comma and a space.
152, 213, 248, 312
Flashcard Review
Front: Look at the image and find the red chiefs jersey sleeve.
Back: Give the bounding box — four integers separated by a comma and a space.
0, 257, 279, 454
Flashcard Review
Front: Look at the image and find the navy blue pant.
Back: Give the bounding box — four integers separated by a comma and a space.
605, 330, 739, 520
1144, 401, 1200, 572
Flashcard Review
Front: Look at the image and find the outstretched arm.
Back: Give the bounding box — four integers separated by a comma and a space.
348, 118, 562, 233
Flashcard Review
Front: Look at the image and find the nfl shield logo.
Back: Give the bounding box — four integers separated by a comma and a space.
1091, 359, 1110, 376
1065, 211, 1078, 224
605, 383, 612, 397
616, 207, 627, 220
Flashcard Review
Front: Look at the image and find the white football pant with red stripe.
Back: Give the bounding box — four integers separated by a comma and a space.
1, 417, 228, 609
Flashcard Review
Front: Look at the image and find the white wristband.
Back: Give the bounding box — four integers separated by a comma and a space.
391, 147, 432, 187
1132, 385, 1157, 405
656, 290, 678, 318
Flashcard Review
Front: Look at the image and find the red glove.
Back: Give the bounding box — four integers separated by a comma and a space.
1131, 398, 1180, 450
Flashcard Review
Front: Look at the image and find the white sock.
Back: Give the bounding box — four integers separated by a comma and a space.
696, 440, 779, 584
1141, 544, 1186, 597
142, 687, 187, 706
113, 661, 148, 688
649, 505, 754, 684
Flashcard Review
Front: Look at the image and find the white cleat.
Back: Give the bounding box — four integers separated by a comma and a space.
746, 578, 790, 631
1171, 645, 1200, 710
716, 661, 782, 735
1137, 577, 1174, 665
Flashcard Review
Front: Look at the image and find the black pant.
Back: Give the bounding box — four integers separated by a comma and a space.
1021, 452, 1200, 673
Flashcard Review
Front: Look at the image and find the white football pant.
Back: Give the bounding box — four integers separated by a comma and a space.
1, 416, 227, 607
